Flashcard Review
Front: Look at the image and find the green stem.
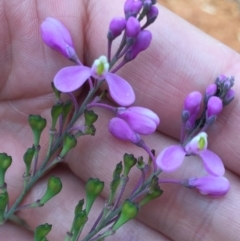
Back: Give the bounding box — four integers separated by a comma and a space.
82, 169, 161, 241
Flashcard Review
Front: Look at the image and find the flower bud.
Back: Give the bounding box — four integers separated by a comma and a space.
206, 96, 223, 118
123, 153, 137, 177
146, 5, 159, 24
39, 176, 62, 205
84, 110, 98, 127
108, 17, 126, 40
112, 200, 139, 231
74, 199, 84, 216
223, 89, 235, 106
0, 153, 12, 187
59, 133, 77, 158
185, 132, 208, 155
34, 223, 52, 241
113, 161, 123, 179
126, 17, 140, 38
108, 117, 141, 144
51, 103, 63, 130
0, 192, 8, 223
85, 178, 104, 214
28, 115, 47, 146
41, 17, 77, 59
124, 0, 143, 18
204, 84, 217, 103
116, 106, 160, 135
139, 186, 163, 207
72, 210, 88, 235
188, 176, 230, 196
184, 91, 202, 114
23, 146, 35, 177
125, 30, 152, 61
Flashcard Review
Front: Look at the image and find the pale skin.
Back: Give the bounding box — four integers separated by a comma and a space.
0, 0, 240, 240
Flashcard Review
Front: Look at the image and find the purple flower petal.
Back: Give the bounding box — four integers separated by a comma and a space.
41, 18, 74, 58
156, 145, 186, 172
105, 73, 135, 106
189, 176, 230, 196
54, 66, 91, 92
108, 117, 141, 143
117, 110, 157, 135
199, 149, 225, 176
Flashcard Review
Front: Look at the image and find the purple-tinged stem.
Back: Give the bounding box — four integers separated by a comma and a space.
88, 77, 93, 90
90, 209, 104, 233
110, 59, 127, 73
67, 92, 79, 112
87, 102, 116, 112
180, 123, 186, 144
32, 145, 40, 177
112, 176, 129, 211
137, 140, 157, 171
108, 40, 112, 62
129, 168, 146, 197
158, 178, 184, 185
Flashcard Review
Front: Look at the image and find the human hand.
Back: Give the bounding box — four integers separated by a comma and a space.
0, 0, 239, 240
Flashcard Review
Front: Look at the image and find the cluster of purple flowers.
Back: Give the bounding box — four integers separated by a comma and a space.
40, 0, 234, 198
41, 0, 158, 107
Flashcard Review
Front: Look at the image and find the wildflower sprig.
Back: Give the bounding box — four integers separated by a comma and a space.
0, 0, 235, 240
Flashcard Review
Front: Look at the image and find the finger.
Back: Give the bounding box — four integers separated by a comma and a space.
0, 222, 32, 241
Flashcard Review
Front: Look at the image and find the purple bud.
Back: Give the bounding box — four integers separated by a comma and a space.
215, 74, 227, 85
126, 17, 141, 38
108, 117, 141, 144
204, 84, 217, 102
207, 96, 223, 118
41, 17, 75, 59
143, 0, 152, 12
146, 6, 159, 24
108, 17, 126, 40
184, 91, 202, 114
124, 0, 143, 18
116, 106, 160, 135
188, 176, 230, 197
223, 89, 235, 105
124, 30, 152, 61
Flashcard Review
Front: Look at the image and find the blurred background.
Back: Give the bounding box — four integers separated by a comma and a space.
158, 0, 240, 52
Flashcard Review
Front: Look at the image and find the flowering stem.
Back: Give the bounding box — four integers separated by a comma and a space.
67, 92, 79, 113
32, 145, 40, 177
110, 59, 127, 74
87, 102, 116, 112
137, 140, 157, 171
112, 176, 129, 211
158, 179, 184, 185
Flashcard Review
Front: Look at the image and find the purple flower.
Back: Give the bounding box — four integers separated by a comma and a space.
116, 106, 160, 135
108, 117, 141, 143
156, 132, 225, 176
41, 17, 76, 59
188, 176, 230, 196
54, 56, 135, 106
